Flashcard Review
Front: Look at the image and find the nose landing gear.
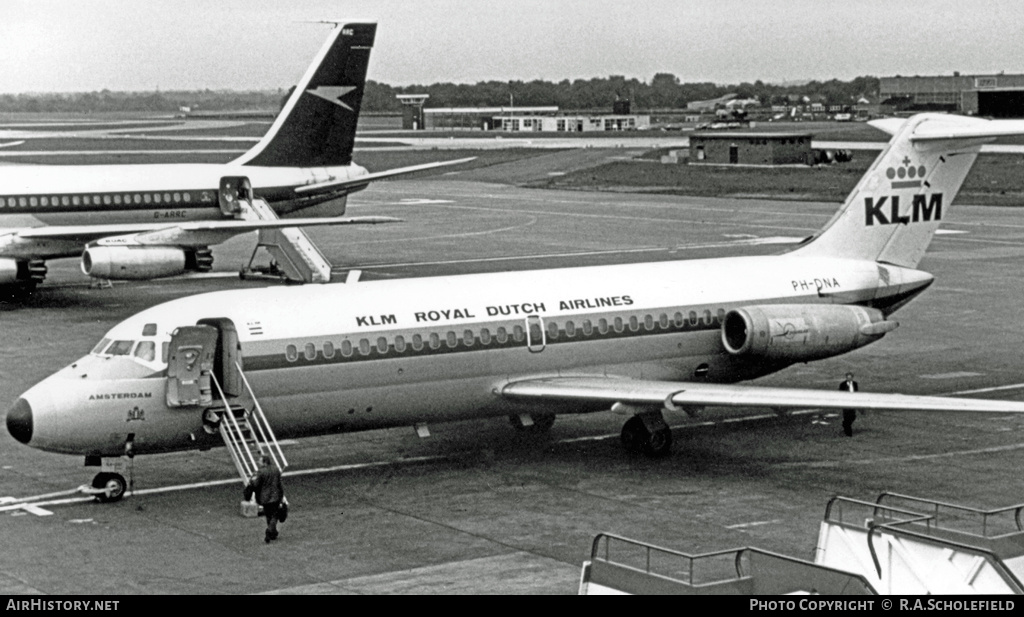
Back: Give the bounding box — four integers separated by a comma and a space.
91, 472, 127, 503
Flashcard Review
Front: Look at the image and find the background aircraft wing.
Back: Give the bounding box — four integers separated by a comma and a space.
294, 157, 477, 196
10, 215, 400, 246
500, 376, 1024, 414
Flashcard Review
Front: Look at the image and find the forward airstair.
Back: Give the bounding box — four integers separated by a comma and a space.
209, 364, 287, 481
814, 493, 1024, 594
578, 533, 876, 595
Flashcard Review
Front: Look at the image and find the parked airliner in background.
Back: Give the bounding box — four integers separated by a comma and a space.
0, 22, 469, 294
10, 113, 1024, 500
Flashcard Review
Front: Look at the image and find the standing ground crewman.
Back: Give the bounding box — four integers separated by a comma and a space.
839, 372, 859, 437
245, 455, 285, 543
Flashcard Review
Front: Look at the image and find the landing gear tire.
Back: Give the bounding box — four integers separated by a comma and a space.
92, 472, 127, 503
620, 416, 673, 458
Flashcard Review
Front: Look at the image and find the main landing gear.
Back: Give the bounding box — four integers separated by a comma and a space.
620, 412, 673, 457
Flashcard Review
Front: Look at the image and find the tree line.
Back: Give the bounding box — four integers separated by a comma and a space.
0, 74, 880, 114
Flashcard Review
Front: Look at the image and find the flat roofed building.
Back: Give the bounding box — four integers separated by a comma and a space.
424, 107, 558, 130
422, 107, 650, 132
880, 74, 1024, 117
690, 132, 812, 165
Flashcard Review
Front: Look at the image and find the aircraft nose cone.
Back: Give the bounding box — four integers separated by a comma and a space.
6, 398, 33, 444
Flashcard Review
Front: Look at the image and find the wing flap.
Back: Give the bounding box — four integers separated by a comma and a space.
14, 215, 400, 244
500, 376, 1024, 414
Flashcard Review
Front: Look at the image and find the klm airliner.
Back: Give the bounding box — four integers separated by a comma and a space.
11, 113, 1024, 500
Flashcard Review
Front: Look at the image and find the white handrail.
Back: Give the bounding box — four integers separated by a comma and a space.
236, 362, 287, 469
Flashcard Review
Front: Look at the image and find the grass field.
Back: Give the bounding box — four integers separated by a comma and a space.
535, 153, 1024, 206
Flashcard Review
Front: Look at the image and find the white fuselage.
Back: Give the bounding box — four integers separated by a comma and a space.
16, 255, 933, 456
0, 162, 368, 256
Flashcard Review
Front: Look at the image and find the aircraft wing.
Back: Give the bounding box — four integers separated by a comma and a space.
499, 376, 1024, 414
294, 157, 477, 196
10, 215, 400, 246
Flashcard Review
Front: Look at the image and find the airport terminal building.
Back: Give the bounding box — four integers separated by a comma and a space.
880, 74, 1024, 117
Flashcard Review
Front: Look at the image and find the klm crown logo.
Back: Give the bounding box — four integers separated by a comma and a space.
886, 157, 926, 189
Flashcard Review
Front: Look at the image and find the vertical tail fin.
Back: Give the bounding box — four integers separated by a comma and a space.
791, 113, 1024, 268
233, 22, 376, 168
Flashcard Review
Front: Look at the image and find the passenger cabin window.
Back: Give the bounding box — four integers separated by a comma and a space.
463, 330, 474, 347
285, 345, 298, 362
412, 334, 423, 351
429, 333, 441, 349
480, 328, 492, 345
565, 320, 576, 337
395, 336, 406, 353
645, 315, 655, 331
323, 342, 335, 359
613, 317, 624, 333
446, 331, 458, 348
598, 318, 609, 335
376, 337, 388, 353
582, 320, 593, 336
547, 321, 559, 340
512, 325, 525, 342
496, 327, 508, 344
341, 340, 353, 357
629, 316, 639, 332
304, 343, 316, 360
358, 339, 370, 356
659, 314, 669, 329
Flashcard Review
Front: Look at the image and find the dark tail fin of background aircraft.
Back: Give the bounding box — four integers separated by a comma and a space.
233, 22, 376, 168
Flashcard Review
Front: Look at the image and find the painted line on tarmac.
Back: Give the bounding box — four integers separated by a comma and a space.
2, 412, 816, 514
775, 442, 1024, 469
948, 382, 1024, 396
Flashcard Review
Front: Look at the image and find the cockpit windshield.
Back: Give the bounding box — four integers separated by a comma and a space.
90, 323, 167, 367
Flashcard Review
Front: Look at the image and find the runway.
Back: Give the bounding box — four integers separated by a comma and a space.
4, 167, 1024, 594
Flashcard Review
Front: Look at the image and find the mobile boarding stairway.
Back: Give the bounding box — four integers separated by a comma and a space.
219, 176, 333, 284
814, 493, 1024, 594
578, 533, 876, 595
165, 319, 287, 490
581, 492, 1024, 595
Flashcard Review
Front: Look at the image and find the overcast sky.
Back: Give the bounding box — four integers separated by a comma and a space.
3, 0, 1024, 94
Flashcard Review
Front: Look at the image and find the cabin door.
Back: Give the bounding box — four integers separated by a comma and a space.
525, 314, 546, 353
197, 317, 244, 398
218, 176, 252, 217
166, 325, 217, 408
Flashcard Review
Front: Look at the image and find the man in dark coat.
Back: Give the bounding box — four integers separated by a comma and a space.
839, 372, 859, 437
246, 455, 284, 543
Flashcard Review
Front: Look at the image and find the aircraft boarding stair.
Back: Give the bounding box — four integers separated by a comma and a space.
217, 175, 332, 284
814, 493, 1024, 594
209, 366, 287, 483
578, 533, 876, 595
238, 197, 333, 284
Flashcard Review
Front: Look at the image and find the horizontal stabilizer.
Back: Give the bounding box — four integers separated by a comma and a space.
294, 157, 477, 195
501, 376, 1024, 415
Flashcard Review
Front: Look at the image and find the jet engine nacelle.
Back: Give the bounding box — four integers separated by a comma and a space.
81, 246, 187, 280
0, 258, 18, 284
721, 304, 897, 362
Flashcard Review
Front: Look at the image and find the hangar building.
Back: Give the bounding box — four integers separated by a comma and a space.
880, 74, 1024, 117
689, 132, 812, 165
